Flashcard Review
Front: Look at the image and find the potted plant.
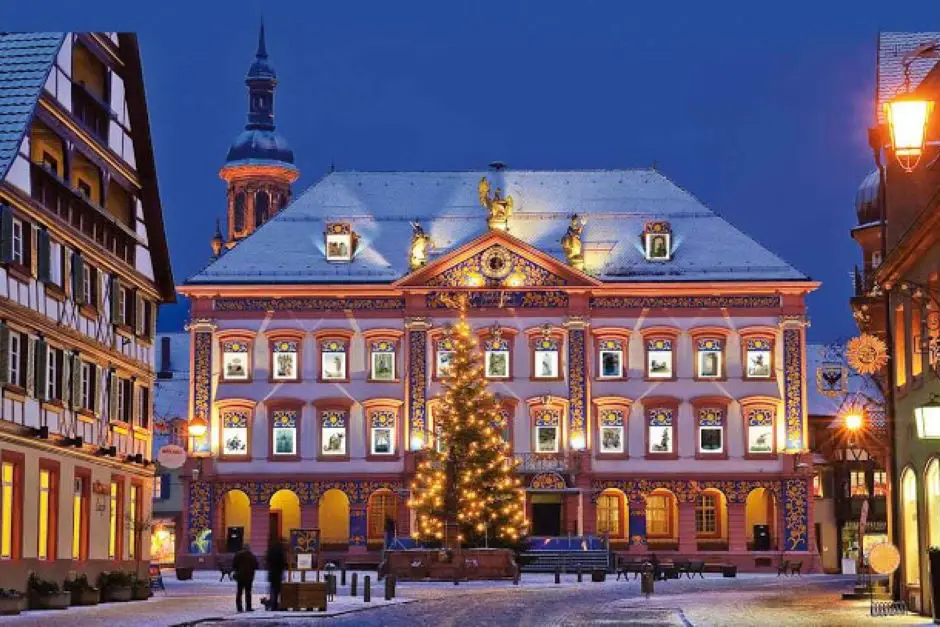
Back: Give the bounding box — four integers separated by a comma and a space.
64, 574, 100, 606
0, 589, 26, 615
26, 573, 70, 610
131, 575, 151, 601
97, 571, 134, 602
929, 546, 940, 624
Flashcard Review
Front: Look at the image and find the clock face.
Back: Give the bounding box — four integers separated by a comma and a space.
480, 246, 512, 279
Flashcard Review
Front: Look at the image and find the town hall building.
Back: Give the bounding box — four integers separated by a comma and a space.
176, 27, 820, 571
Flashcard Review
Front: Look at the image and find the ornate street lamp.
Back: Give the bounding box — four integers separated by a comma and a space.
884, 94, 934, 172
188, 414, 208, 438
843, 412, 864, 432
913, 394, 940, 439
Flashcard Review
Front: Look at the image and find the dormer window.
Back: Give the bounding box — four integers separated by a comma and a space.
325, 223, 355, 262
643, 221, 672, 262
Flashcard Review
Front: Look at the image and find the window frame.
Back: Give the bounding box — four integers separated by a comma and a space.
596, 490, 625, 539
643, 397, 679, 460
641, 327, 679, 382
645, 489, 676, 539
314, 330, 353, 383
266, 331, 303, 383
266, 400, 302, 461
690, 327, 729, 381
432, 333, 456, 381
643, 222, 672, 262
593, 396, 631, 460
7, 330, 21, 388
692, 396, 730, 460
740, 397, 779, 460
593, 328, 630, 381
694, 491, 721, 539
219, 333, 253, 383
315, 398, 353, 461
0, 452, 23, 560
363, 399, 403, 461
480, 326, 515, 381
218, 402, 253, 461
324, 223, 354, 262
849, 469, 869, 498
528, 398, 566, 454
740, 328, 776, 381
37, 461, 59, 561
526, 326, 564, 382
108, 476, 123, 561
10, 217, 24, 266
71, 467, 90, 561
873, 470, 887, 497
363, 329, 403, 383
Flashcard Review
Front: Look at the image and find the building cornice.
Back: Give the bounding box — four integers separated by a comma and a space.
0, 427, 154, 479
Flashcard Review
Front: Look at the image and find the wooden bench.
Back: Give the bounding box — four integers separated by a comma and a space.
777, 559, 802, 576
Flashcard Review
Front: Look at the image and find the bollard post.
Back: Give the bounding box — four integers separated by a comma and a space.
554, 565, 561, 584
385, 574, 396, 600
364, 575, 371, 603
513, 568, 520, 586
341, 567, 347, 587
577, 566, 582, 583
351, 572, 358, 597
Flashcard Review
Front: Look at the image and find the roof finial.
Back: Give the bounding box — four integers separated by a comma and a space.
256, 17, 268, 59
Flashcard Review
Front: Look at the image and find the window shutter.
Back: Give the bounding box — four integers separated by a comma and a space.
37, 228, 50, 283
92, 365, 102, 415
71, 252, 84, 305
110, 275, 122, 325
160, 474, 170, 500
135, 292, 144, 336
148, 302, 157, 342
129, 380, 138, 425
0, 321, 8, 385
108, 368, 118, 422
61, 350, 71, 407
0, 204, 12, 263
24, 337, 35, 398
70, 354, 82, 411
34, 337, 47, 400
93, 268, 102, 312
63, 246, 71, 298
26, 225, 35, 277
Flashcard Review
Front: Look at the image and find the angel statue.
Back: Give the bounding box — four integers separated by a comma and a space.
479, 177, 514, 231
409, 221, 431, 270
561, 214, 587, 270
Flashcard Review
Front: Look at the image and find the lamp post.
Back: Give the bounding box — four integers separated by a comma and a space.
868, 39, 937, 602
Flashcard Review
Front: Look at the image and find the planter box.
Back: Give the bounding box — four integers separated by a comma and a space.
175, 567, 193, 581
0, 597, 26, 615
279, 582, 327, 611
70, 588, 100, 606
132, 586, 151, 601
102, 586, 133, 602
28, 591, 71, 610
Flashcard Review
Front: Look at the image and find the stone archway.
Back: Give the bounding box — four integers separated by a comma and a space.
900, 467, 921, 586
269, 489, 301, 543
745, 488, 777, 551
319, 489, 350, 546
222, 489, 252, 551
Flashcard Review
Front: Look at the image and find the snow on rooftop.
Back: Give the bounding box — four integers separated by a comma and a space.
187, 169, 807, 285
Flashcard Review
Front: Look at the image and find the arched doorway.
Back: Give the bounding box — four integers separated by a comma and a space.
596, 488, 627, 540
319, 489, 350, 546
901, 467, 921, 586
646, 489, 678, 545
926, 459, 940, 552
269, 490, 301, 543
367, 489, 398, 546
745, 488, 776, 551
222, 490, 252, 552
695, 489, 728, 546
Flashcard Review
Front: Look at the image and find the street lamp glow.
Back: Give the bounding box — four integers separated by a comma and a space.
884, 96, 934, 171
844, 413, 863, 432
188, 415, 208, 438
913, 396, 940, 439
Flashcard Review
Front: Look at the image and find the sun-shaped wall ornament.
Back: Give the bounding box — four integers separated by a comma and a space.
846, 334, 889, 375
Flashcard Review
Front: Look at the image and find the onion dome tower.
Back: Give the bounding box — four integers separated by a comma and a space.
217, 21, 299, 251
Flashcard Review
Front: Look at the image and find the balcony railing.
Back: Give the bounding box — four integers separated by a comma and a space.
513, 452, 584, 474
71, 82, 110, 142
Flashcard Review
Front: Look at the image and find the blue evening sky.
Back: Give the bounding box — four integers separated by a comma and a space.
6, 0, 940, 341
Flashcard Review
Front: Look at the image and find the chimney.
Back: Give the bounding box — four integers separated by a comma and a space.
488, 161, 507, 171
158, 336, 172, 379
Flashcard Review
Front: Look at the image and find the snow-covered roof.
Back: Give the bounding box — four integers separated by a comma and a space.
876, 32, 940, 124
186, 169, 807, 285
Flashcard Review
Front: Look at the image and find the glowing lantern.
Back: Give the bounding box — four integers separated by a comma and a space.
843, 413, 863, 432
914, 395, 940, 439
884, 95, 934, 172
188, 414, 208, 438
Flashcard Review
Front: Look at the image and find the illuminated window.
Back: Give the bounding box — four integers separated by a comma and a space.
647, 407, 675, 455
850, 470, 868, 497
646, 494, 670, 536
1, 462, 14, 559
435, 337, 454, 379
108, 481, 119, 559
325, 223, 354, 262
813, 473, 823, 498
484, 332, 511, 380
221, 409, 250, 457
369, 410, 396, 456
643, 221, 672, 261
697, 408, 724, 454
370, 341, 396, 381
895, 305, 906, 387
695, 338, 723, 379
320, 410, 347, 457
596, 492, 622, 537
743, 337, 773, 379
912, 305, 923, 377
599, 409, 625, 454
271, 340, 299, 381
72, 477, 85, 560
367, 490, 397, 541
221, 339, 250, 382
873, 471, 887, 497
533, 409, 560, 453
597, 338, 624, 379
531, 334, 560, 380
694, 493, 717, 535
745, 407, 775, 455
645, 337, 673, 379
38, 469, 51, 560
128, 484, 139, 559
320, 340, 347, 381
271, 410, 298, 457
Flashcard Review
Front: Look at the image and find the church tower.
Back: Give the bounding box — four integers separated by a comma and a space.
215, 22, 299, 254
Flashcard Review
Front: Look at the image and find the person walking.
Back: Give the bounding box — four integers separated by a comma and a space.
265, 539, 288, 611
232, 544, 259, 613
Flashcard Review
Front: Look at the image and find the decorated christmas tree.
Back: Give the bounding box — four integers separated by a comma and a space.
408, 303, 527, 547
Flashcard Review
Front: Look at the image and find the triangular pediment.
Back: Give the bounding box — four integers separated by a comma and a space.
395, 231, 602, 288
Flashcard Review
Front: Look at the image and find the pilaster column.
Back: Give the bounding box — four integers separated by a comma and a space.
779, 315, 808, 452
186, 479, 214, 555
185, 318, 217, 455
349, 504, 368, 554
678, 501, 696, 553
405, 317, 431, 450
563, 316, 589, 453
728, 501, 748, 553
781, 477, 810, 552
627, 499, 647, 554
249, 503, 269, 551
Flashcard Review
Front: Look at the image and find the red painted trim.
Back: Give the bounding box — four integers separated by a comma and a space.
313, 329, 354, 383
591, 328, 630, 382
216, 399, 256, 462
313, 397, 354, 461
1, 451, 24, 560
37, 458, 60, 560
264, 398, 304, 462
593, 396, 632, 460
690, 396, 732, 461
640, 327, 679, 382
361, 398, 404, 460
641, 396, 680, 460
110, 474, 125, 561
73, 466, 92, 561
477, 326, 518, 382
361, 329, 403, 383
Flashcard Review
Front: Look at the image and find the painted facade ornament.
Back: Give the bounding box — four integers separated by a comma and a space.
530, 472, 567, 490
479, 177, 514, 231
409, 221, 431, 271
407, 323, 429, 449
426, 290, 568, 309
480, 246, 513, 279
590, 295, 781, 309
215, 297, 404, 312
567, 326, 588, 449
560, 214, 587, 270
816, 363, 848, 398
783, 477, 809, 551
846, 333, 889, 375
427, 246, 567, 288
782, 327, 805, 451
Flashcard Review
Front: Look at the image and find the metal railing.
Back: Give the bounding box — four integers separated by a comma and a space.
513, 452, 582, 474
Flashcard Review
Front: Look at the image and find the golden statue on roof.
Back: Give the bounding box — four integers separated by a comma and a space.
479, 177, 514, 231
561, 214, 586, 270
409, 221, 431, 270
